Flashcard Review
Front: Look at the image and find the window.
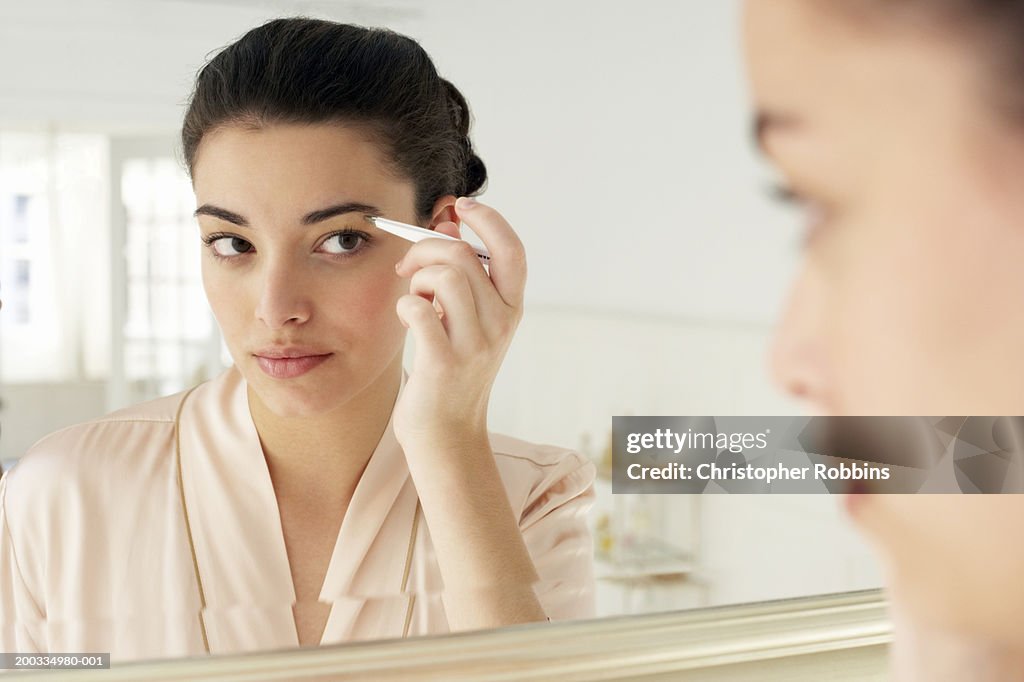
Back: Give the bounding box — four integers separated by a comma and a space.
0, 132, 108, 382
119, 156, 222, 400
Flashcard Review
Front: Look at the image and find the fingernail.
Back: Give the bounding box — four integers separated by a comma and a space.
456, 196, 477, 210
395, 260, 403, 273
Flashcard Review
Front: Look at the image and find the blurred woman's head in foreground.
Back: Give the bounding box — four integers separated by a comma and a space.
743, 0, 1024, 650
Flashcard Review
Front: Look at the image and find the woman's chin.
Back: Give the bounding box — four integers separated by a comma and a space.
244, 373, 344, 419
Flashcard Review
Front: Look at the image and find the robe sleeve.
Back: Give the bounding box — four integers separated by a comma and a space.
517, 451, 597, 622
0, 468, 47, 653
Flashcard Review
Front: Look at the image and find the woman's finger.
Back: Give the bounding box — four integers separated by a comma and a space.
452, 197, 527, 309
396, 236, 510, 331
395, 293, 449, 367
408, 265, 486, 353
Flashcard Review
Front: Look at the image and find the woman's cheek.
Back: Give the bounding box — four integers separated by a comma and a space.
328, 265, 408, 337
821, 204, 950, 413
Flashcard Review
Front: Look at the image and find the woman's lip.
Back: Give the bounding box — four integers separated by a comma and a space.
843, 480, 869, 517
255, 353, 332, 379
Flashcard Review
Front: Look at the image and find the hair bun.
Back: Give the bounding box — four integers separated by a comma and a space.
441, 77, 487, 195
464, 151, 487, 196
441, 78, 471, 137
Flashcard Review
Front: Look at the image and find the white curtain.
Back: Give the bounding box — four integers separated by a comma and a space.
0, 131, 109, 383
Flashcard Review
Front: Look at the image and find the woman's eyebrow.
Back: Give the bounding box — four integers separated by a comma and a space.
194, 204, 248, 226
301, 202, 382, 225
193, 201, 383, 228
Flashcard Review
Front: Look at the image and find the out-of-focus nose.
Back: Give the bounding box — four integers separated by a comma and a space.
254, 259, 312, 329
769, 263, 828, 407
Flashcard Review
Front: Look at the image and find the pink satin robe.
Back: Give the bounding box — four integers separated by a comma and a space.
0, 365, 597, 662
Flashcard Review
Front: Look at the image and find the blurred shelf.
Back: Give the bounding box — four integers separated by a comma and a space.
595, 538, 704, 584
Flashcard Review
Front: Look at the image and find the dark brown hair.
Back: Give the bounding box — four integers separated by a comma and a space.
181, 18, 486, 219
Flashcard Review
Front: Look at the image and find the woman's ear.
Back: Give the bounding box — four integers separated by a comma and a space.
428, 195, 459, 230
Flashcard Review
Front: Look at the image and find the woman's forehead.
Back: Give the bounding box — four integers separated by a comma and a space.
744, 2, 891, 116
191, 123, 416, 219
194, 124, 388, 180
744, 0, 984, 156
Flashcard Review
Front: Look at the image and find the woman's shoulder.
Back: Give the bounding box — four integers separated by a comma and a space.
13, 365, 244, 475
28, 387, 189, 450
488, 433, 597, 522
3, 386, 196, 505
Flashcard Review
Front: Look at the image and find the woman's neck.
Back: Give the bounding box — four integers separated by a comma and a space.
246, 357, 403, 496
890, 603, 1024, 681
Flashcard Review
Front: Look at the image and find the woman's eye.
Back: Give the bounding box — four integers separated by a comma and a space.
209, 235, 253, 258
321, 231, 368, 255
202, 230, 370, 261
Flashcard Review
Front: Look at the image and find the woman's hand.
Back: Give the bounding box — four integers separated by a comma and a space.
391, 196, 526, 451
390, 198, 546, 629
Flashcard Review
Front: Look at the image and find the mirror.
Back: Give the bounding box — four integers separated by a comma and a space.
0, 0, 884, 666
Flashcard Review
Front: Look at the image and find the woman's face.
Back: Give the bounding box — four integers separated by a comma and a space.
743, 0, 1024, 645
192, 123, 417, 418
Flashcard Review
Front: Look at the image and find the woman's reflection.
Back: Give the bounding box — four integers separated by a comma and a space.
742, 0, 1024, 677
0, 18, 596, 661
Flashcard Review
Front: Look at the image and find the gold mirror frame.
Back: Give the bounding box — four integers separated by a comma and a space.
9, 589, 890, 681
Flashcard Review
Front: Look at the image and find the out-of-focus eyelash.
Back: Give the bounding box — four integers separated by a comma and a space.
201, 228, 373, 262
766, 183, 828, 249
768, 183, 804, 205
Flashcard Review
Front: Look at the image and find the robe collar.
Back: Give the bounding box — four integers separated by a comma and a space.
175, 365, 418, 653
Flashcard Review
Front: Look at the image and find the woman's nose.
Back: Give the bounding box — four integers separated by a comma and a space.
769, 264, 828, 405
253, 261, 312, 329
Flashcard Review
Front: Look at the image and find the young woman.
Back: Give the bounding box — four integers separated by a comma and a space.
0, 18, 596, 661
743, 0, 1024, 678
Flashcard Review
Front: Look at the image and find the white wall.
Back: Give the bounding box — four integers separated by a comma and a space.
0, 0, 422, 134
411, 0, 801, 323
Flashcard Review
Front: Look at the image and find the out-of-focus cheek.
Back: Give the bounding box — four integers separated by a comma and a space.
826, 169, 1024, 414
821, 205, 941, 414
829, 294, 908, 414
